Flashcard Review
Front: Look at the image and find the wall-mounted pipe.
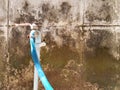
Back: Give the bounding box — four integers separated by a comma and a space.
30, 30, 54, 90
1, 24, 120, 27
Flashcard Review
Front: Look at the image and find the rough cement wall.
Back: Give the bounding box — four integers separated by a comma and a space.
0, 0, 120, 90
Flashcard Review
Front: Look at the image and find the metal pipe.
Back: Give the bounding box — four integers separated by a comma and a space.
6, 0, 10, 89
30, 30, 54, 90
33, 31, 41, 90
1, 24, 120, 27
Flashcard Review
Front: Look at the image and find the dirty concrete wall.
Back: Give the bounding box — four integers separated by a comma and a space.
0, 0, 120, 90
0, 0, 10, 89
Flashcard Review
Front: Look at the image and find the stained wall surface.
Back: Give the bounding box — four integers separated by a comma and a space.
0, 0, 120, 90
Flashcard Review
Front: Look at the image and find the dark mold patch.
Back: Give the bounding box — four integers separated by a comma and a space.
85, 1, 117, 22
0, 30, 4, 35
42, 3, 50, 13
86, 30, 112, 48
47, 7, 58, 22
14, 14, 35, 23
9, 28, 31, 69
42, 3, 58, 22
14, 1, 39, 23
22, 1, 29, 11
60, 2, 71, 15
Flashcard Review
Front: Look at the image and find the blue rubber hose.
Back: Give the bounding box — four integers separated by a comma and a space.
30, 30, 54, 90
